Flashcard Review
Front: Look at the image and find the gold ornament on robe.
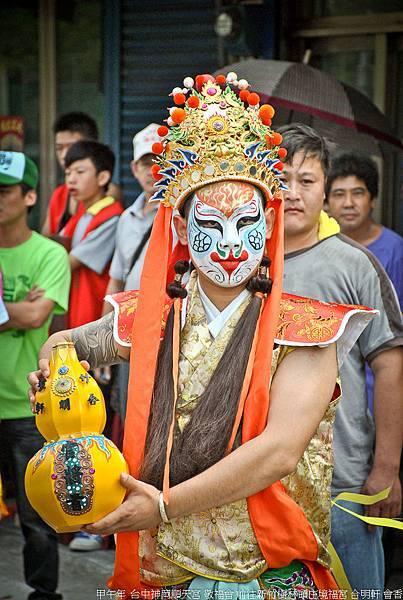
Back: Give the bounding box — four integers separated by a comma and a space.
24, 342, 128, 533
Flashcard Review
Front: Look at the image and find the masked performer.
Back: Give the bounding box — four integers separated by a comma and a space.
28, 73, 377, 596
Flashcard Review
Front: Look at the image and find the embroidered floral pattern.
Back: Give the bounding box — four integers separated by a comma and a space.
112, 290, 173, 345
276, 293, 372, 344
281, 393, 340, 568
260, 560, 317, 592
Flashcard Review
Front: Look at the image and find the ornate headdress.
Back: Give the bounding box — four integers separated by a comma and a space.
149, 72, 287, 209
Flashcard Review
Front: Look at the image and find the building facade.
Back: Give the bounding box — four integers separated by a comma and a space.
1, 0, 402, 231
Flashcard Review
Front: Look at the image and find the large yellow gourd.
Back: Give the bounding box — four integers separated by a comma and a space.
25, 342, 128, 533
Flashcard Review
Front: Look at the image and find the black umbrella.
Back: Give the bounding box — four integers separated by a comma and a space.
219, 59, 402, 156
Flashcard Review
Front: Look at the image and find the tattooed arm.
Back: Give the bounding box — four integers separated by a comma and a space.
27, 313, 129, 411
71, 312, 126, 366
41, 312, 128, 366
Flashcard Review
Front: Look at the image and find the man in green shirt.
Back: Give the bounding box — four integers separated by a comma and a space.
0, 151, 70, 600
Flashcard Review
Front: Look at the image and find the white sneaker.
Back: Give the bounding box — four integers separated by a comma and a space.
69, 531, 103, 551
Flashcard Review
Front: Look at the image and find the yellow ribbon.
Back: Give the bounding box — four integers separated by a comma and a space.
328, 487, 402, 594
318, 210, 340, 241
331, 488, 403, 530
327, 542, 353, 596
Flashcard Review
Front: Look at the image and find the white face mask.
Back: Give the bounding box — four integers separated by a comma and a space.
187, 186, 266, 287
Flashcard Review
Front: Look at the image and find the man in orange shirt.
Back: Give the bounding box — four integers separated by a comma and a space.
41, 112, 99, 237
62, 140, 122, 329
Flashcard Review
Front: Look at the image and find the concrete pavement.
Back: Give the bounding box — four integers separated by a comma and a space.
1, 515, 401, 599
0, 518, 115, 600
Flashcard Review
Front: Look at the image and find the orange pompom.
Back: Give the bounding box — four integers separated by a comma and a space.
239, 90, 250, 102
152, 142, 164, 154
271, 132, 283, 146
278, 147, 287, 159
215, 74, 226, 85
171, 108, 186, 124
157, 125, 169, 137
151, 164, 162, 180
259, 104, 275, 120
173, 93, 186, 105
276, 161, 284, 171
248, 92, 260, 106
195, 74, 214, 91
261, 117, 272, 126
187, 95, 200, 108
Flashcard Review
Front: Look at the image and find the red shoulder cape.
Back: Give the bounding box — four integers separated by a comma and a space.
106, 289, 375, 348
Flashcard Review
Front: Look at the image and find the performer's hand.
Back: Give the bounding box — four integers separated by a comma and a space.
83, 473, 161, 535
362, 469, 402, 531
27, 359, 90, 413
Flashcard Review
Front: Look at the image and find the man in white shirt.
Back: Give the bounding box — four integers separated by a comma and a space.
103, 124, 160, 418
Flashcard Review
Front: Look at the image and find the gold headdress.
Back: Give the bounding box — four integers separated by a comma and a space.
150, 72, 287, 209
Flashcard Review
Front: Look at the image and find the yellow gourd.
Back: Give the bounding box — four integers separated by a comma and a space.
24, 342, 128, 533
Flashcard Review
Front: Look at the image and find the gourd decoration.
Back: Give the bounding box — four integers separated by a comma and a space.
24, 342, 128, 533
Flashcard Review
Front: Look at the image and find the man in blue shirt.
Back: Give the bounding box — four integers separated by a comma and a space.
327, 152, 403, 310
327, 152, 403, 414
326, 150, 403, 587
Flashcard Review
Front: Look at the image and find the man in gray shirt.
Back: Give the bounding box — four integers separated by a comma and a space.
104, 124, 160, 417
277, 123, 403, 595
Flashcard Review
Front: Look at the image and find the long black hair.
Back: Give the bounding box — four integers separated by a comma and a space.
140, 259, 272, 489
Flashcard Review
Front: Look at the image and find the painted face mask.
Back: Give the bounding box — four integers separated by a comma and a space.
187, 181, 266, 287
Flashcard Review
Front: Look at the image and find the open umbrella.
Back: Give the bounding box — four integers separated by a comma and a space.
219, 59, 402, 156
